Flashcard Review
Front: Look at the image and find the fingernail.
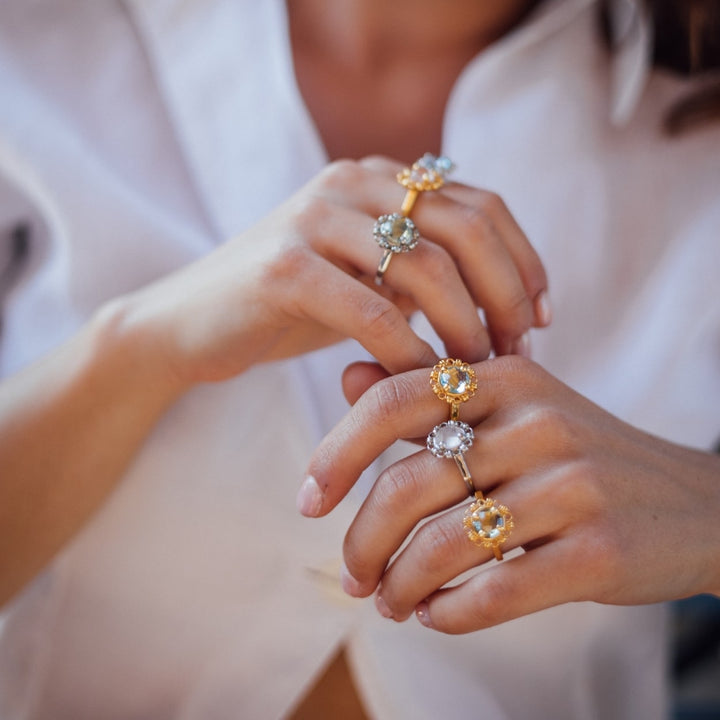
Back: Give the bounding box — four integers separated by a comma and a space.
534, 290, 552, 327
415, 601, 433, 628
375, 593, 393, 619
511, 332, 531, 358
340, 563, 364, 597
296, 475, 323, 517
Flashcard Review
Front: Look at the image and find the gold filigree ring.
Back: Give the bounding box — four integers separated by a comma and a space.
396, 153, 455, 216
463, 493, 514, 561
430, 358, 477, 421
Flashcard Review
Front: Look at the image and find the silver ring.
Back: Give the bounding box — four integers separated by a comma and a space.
373, 213, 420, 285
427, 420, 475, 496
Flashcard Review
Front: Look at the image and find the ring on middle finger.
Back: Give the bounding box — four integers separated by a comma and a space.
373, 213, 420, 282
374, 153, 453, 286
426, 420, 475, 496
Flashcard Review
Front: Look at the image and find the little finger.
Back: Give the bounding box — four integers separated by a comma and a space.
415, 538, 593, 634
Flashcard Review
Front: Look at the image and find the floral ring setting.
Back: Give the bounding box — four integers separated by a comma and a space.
427, 420, 475, 496
373, 213, 420, 285
428, 359, 514, 561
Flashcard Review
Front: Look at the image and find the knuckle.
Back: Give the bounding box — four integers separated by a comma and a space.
458, 203, 495, 243
574, 530, 624, 596
466, 573, 510, 629
521, 403, 580, 453
551, 459, 606, 517
488, 353, 537, 386
478, 190, 507, 217
417, 244, 457, 286
374, 461, 425, 513
359, 155, 394, 173
414, 521, 465, 576
263, 242, 313, 285
362, 373, 414, 427
356, 295, 402, 339
317, 158, 364, 192
291, 195, 334, 237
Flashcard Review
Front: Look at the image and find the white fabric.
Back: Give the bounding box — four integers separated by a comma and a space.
0, 0, 718, 718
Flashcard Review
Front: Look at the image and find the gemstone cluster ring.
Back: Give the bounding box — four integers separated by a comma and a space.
374, 152, 454, 285
427, 420, 475, 496
463, 494, 514, 561
396, 153, 455, 216
429, 358, 477, 421
373, 213, 420, 282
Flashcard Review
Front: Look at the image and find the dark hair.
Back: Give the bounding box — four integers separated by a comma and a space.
601, 0, 720, 134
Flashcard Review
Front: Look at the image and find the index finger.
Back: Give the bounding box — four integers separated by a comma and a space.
301, 358, 506, 517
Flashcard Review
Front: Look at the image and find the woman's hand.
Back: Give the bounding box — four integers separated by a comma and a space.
116, 156, 549, 386
301, 358, 720, 633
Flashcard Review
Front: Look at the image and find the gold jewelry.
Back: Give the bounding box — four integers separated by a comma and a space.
430, 358, 477, 421
426, 420, 475, 496
375, 153, 454, 285
463, 492, 514, 561
396, 153, 455, 217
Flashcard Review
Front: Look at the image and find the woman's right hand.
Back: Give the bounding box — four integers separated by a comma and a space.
116, 156, 550, 387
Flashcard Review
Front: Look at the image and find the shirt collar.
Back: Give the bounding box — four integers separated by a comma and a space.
508, 0, 652, 125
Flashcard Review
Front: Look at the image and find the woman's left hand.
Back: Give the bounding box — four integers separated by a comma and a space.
300, 357, 720, 633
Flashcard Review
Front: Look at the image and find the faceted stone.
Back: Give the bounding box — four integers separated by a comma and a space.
417, 153, 454, 177
435, 156, 455, 175
472, 507, 505, 540
438, 367, 472, 396
374, 213, 419, 252
434, 425, 463, 452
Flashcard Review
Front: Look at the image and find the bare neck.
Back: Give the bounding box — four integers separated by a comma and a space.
288, 0, 539, 69
288, 0, 539, 161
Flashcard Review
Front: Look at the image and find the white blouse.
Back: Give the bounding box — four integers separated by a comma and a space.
0, 0, 718, 718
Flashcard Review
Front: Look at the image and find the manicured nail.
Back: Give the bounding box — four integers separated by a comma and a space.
534, 290, 552, 327
415, 602, 433, 628
296, 476, 323, 517
511, 332, 531, 358
340, 563, 364, 597
375, 593, 393, 619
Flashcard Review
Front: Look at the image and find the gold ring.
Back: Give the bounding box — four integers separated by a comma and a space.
426, 420, 475, 496
396, 153, 455, 217
463, 492, 514, 561
430, 358, 477, 421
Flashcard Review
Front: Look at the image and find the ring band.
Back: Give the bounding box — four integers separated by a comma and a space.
463, 492, 514, 561
373, 213, 420, 285
427, 420, 475, 496
375, 153, 454, 285
430, 358, 477, 421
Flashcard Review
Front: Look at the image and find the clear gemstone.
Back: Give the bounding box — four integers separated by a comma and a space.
417, 153, 454, 177
435, 425, 462, 451
435, 156, 455, 175
374, 213, 419, 253
439, 367, 471, 396
472, 507, 505, 539
427, 421, 473, 458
